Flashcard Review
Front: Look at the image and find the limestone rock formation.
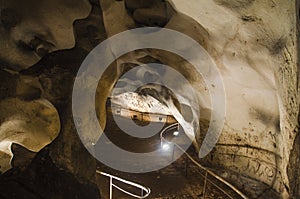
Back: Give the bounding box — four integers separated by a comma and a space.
96, 0, 299, 198
0, 0, 298, 198
0, 1, 102, 198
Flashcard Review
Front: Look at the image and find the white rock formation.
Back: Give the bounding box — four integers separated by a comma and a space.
111, 92, 171, 115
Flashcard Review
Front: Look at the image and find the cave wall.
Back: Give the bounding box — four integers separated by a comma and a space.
0, 2, 104, 198
0, 70, 60, 173
95, 0, 299, 197
0, 0, 298, 198
172, 0, 299, 198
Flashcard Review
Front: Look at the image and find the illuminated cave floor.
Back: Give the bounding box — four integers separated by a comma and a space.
95, 111, 232, 199
96, 148, 232, 199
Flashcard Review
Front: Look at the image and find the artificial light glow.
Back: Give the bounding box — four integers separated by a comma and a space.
162, 143, 170, 151
173, 131, 179, 136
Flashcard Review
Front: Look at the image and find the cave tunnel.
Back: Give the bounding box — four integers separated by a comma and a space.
0, 0, 299, 199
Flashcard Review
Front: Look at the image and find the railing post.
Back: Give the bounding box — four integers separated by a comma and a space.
202, 171, 208, 199
110, 176, 113, 199
97, 171, 151, 199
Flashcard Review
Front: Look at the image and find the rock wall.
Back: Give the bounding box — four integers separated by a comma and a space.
0, 2, 104, 198
12, 0, 295, 198
97, 0, 299, 197
172, 0, 299, 198
0, 0, 297, 198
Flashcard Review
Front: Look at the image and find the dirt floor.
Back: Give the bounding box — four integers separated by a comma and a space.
96, 150, 231, 199
95, 111, 233, 199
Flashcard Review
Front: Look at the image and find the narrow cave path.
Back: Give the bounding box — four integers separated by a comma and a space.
95, 110, 232, 199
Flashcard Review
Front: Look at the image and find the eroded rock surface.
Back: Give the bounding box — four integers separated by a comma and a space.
95, 0, 299, 198
0, 1, 103, 198
0, 0, 298, 198
171, 1, 298, 198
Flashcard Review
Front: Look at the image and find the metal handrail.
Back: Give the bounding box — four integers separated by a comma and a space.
96, 170, 151, 199
160, 123, 248, 199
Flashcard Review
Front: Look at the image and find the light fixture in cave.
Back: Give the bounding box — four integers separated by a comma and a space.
162, 143, 171, 151
173, 131, 179, 136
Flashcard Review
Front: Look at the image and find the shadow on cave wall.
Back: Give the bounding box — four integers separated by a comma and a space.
0, 1, 106, 198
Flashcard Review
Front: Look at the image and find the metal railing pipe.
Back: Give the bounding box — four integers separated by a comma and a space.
96, 171, 151, 199
160, 123, 248, 199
